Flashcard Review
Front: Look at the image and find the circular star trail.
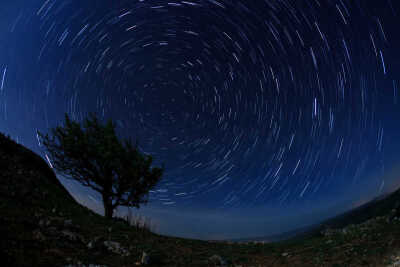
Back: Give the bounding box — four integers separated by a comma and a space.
2, 0, 398, 212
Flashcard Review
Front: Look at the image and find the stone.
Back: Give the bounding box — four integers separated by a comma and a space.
87, 241, 94, 249
362, 233, 367, 239
103, 241, 130, 257
64, 219, 73, 227
141, 251, 150, 265
47, 226, 58, 236
208, 254, 227, 265
104, 240, 119, 249
392, 260, 400, 266
32, 229, 46, 241
87, 236, 105, 250
61, 230, 79, 241
39, 219, 51, 227
282, 252, 289, 257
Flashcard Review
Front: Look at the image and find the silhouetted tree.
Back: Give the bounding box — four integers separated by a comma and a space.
37, 113, 164, 219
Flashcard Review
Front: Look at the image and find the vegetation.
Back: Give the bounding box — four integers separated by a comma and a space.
37, 113, 164, 219
1, 130, 400, 266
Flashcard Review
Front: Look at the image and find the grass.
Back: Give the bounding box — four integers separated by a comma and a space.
116, 208, 155, 233
1, 131, 400, 266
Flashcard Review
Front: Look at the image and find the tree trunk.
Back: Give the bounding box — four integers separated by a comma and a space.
102, 194, 114, 219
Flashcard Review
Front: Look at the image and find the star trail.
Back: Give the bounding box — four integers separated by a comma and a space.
1, 0, 399, 239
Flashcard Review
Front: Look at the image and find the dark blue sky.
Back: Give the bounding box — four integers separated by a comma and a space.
1, 0, 400, 240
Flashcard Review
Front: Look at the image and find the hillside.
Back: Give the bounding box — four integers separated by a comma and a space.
229, 224, 319, 244
2, 131, 400, 266
313, 190, 400, 232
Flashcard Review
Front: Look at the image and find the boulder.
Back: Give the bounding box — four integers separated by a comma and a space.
64, 219, 73, 227
103, 241, 130, 257
208, 254, 227, 266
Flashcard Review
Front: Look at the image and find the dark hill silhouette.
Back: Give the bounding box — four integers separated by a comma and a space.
231, 186, 400, 245
1, 131, 400, 266
311, 187, 400, 233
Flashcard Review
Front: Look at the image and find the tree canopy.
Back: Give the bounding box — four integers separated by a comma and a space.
37, 113, 164, 219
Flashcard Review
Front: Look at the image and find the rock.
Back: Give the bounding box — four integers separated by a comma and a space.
325, 239, 333, 244
103, 240, 119, 250
362, 233, 367, 239
87, 241, 94, 249
39, 218, 51, 227
103, 241, 130, 257
32, 229, 46, 241
52, 208, 57, 213
64, 219, 73, 227
61, 230, 79, 242
141, 251, 150, 265
87, 236, 105, 250
282, 252, 289, 257
391, 260, 400, 267
47, 226, 58, 236
208, 254, 227, 266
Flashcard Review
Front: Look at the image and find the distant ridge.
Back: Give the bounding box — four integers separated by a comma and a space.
229, 186, 400, 244
228, 223, 319, 243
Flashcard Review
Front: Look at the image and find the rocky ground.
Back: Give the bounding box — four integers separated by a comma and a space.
1, 132, 400, 267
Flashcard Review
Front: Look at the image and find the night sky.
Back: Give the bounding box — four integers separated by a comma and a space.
1, 0, 400, 240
